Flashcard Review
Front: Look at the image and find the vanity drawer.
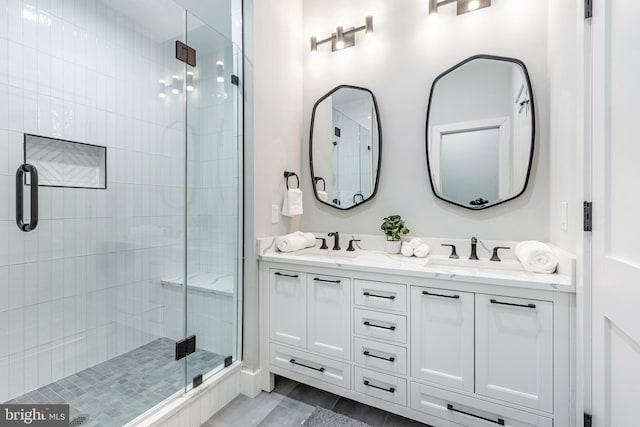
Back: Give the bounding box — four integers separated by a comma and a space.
354, 280, 407, 313
354, 366, 407, 407
410, 382, 552, 427
353, 337, 407, 375
270, 343, 351, 389
354, 308, 407, 344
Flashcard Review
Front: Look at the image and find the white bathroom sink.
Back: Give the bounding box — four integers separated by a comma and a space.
426, 256, 526, 272
289, 248, 362, 259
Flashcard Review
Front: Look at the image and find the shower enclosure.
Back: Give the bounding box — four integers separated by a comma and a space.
0, 1, 242, 425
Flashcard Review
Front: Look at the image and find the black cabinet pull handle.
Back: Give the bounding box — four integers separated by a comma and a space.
313, 278, 341, 284
289, 359, 325, 372
363, 292, 396, 300
363, 350, 395, 362
16, 164, 39, 232
363, 321, 396, 331
422, 290, 460, 299
447, 404, 504, 425
490, 298, 536, 309
274, 272, 299, 278
363, 380, 395, 393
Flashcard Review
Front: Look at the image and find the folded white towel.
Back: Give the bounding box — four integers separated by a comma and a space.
401, 241, 414, 257
408, 238, 423, 249
514, 241, 558, 274
276, 231, 316, 253
317, 190, 328, 202
282, 189, 303, 217
414, 243, 431, 258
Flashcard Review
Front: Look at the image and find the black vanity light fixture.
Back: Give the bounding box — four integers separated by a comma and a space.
311, 15, 374, 53
428, 0, 491, 20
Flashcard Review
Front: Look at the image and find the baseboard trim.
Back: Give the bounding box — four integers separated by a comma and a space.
240, 367, 262, 398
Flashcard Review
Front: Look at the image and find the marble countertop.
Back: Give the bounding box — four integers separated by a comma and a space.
257, 236, 575, 293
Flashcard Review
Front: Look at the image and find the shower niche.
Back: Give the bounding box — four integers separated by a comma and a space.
24, 134, 107, 189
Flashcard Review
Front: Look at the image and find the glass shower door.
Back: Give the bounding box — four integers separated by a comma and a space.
184, 12, 242, 388
1, 0, 191, 425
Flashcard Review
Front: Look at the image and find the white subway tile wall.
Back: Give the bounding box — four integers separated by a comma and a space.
0, 0, 240, 403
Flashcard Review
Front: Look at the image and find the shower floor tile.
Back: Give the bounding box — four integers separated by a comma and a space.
4, 337, 226, 427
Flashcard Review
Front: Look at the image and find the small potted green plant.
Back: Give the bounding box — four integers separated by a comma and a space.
380, 214, 410, 254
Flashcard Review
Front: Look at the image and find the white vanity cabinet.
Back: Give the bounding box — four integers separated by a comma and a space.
307, 273, 352, 360
260, 258, 574, 427
475, 294, 554, 412
410, 286, 475, 393
269, 269, 307, 348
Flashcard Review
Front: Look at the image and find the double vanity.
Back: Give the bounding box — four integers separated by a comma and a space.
258, 236, 575, 427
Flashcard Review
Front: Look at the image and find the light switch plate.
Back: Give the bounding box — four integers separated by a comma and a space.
271, 204, 279, 224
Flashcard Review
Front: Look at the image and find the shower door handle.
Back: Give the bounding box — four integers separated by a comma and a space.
16, 164, 39, 232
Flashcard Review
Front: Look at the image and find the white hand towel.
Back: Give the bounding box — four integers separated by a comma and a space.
514, 241, 558, 274
282, 189, 303, 217
408, 238, 423, 249
317, 190, 328, 202
401, 241, 414, 257
276, 231, 315, 253
414, 243, 431, 258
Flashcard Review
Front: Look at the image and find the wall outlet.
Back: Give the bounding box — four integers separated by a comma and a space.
561, 202, 568, 231
271, 204, 279, 224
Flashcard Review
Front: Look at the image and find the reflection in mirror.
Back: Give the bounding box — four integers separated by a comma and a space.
310, 85, 381, 210
426, 55, 535, 209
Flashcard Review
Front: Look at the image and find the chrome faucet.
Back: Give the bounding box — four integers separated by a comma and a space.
469, 237, 479, 260
327, 232, 340, 251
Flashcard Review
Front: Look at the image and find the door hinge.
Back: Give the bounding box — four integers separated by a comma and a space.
584, 201, 593, 232
175, 335, 196, 360
231, 74, 240, 86
584, 413, 593, 427
176, 40, 197, 67
584, 0, 593, 19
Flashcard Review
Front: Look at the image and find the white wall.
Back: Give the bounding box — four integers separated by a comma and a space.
300, 0, 550, 241
243, 0, 303, 371
547, 0, 580, 252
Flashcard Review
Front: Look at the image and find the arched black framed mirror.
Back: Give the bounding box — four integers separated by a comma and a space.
426, 55, 535, 210
310, 85, 382, 210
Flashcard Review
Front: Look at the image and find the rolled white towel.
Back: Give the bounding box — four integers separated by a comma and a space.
414, 243, 431, 258
514, 241, 558, 274
302, 232, 316, 247
408, 237, 423, 249
276, 231, 315, 253
401, 241, 414, 257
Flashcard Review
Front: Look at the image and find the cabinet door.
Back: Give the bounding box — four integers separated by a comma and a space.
269, 269, 307, 348
410, 286, 474, 392
307, 274, 351, 360
475, 294, 553, 412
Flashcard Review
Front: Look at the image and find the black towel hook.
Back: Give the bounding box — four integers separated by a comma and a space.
284, 171, 299, 190
314, 177, 326, 191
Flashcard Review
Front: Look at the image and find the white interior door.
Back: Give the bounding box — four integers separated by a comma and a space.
591, 0, 640, 425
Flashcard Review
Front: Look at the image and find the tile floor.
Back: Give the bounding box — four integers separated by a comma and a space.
202, 375, 431, 427
5, 338, 226, 427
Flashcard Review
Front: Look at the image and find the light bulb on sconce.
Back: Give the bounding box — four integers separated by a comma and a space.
365, 15, 374, 40
216, 61, 224, 83
428, 0, 439, 20
186, 71, 194, 92
171, 75, 182, 94
158, 80, 167, 98
467, 0, 480, 11
335, 26, 345, 50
